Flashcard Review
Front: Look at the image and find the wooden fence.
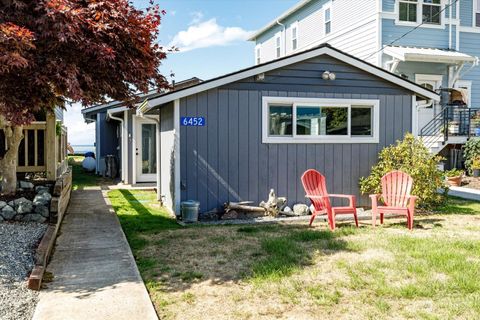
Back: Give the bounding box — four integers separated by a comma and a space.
15, 112, 68, 180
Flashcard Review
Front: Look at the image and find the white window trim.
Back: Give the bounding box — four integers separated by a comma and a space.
324, 3, 332, 35
262, 97, 380, 144
291, 22, 299, 52
275, 32, 282, 58
255, 44, 261, 65
395, 0, 446, 29
474, 0, 480, 28
454, 80, 472, 107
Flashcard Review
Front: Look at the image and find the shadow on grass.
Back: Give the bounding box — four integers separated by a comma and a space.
430, 196, 480, 215
69, 156, 114, 190
109, 189, 178, 252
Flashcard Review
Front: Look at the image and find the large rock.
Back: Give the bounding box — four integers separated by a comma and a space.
35, 186, 50, 194
12, 197, 34, 214
35, 205, 50, 218
0, 205, 16, 220
293, 204, 310, 216
19, 181, 35, 190
0, 201, 7, 210
33, 192, 52, 206
22, 214, 46, 223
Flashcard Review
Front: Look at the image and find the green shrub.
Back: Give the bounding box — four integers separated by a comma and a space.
444, 169, 464, 178
463, 138, 480, 174
359, 134, 446, 208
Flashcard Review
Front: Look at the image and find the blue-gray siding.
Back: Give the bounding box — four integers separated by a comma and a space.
179, 56, 413, 213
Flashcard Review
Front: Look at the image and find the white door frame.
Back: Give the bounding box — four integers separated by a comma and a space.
132, 116, 159, 183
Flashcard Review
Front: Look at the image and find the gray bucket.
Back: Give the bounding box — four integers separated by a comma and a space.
181, 201, 200, 223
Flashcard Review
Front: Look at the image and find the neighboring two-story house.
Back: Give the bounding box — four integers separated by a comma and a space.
249, 0, 480, 161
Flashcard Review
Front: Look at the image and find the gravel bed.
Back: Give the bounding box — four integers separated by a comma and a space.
0, 222, 47, 320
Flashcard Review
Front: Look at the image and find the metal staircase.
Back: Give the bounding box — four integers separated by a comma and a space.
419, 106, 480, 154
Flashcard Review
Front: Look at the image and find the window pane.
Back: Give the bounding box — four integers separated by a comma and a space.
476, 12, 480, 27
400, 2, 417, 22
325, 8, 331, 21
297, 107, 348, 136
269, 106, 292, 136
423, 4, 441, 24
293, 39, 297, 50
325, 21, 331, 34
351, 107, 372, 136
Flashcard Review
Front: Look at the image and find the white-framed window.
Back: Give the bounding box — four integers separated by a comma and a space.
399, 0, 418, 22
256, 45, 261, 65
275, 34, 281, 58
397, 0, 443, 25
325, 5, 332, 35
291, 23, 298, 51
475, 0, 480, 27
262, 97, 380, 144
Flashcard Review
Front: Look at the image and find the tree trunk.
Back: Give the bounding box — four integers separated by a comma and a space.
0, 116, 23, 195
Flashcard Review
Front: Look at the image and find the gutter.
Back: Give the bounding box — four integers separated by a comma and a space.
107, 109, 128, 184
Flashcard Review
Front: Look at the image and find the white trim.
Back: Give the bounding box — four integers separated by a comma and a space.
275, 32, 282, 58
377, 2, 383, 67
411, 95, 419, 136
394, 0, 446, 29
415, 74, 443, 83
324, 2, 332, 35
473, 0, 480, 27
131, 116, 137, 185
248, 0, 313, 40
173, 99, 181, 216
262, 97, 380, 144
146, 46, 439, 110
291, 21, 299, 52
255, 44, 261, 65
134, 117, 158, 183
124, 110, 129, 184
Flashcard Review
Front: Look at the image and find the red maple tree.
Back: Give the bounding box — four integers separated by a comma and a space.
0, 0, 170, 194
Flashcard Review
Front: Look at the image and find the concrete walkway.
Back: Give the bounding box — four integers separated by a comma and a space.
449, 186, 480, 201
32, 189, 158, 320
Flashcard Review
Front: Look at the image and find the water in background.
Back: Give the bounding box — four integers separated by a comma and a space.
71, 145, 95, 155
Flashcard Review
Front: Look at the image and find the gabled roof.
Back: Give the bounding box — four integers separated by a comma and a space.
81, 77, 203, 118
248, 0, 314, 41
384, 46, 478, 64
144, 44, 439, 112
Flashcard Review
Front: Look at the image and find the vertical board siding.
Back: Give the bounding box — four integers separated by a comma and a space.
179, 57, 413, 212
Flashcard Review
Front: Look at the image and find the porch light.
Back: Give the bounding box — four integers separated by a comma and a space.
322, 71, 336, 81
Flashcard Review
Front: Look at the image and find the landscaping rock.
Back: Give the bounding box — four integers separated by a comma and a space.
283, 206, 292, 213
12, 198, 34, 215
33, 192, 52, 206
34, 205, 50, 218
19, 181, 34, 190
1, 206, 16, 220
22, 214, 46, 223
35, 186, 50, 194
293, 204, 310, 216
310, 204, 315, 214
0, 201, 7, 210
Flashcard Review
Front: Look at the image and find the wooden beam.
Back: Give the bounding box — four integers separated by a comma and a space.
45, 111, 57, 180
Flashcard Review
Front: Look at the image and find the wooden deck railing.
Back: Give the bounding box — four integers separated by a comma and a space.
16, 112, 68, 180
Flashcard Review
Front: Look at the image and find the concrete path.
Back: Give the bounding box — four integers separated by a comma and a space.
449, 186, 480, 201
32, 189, 158, 320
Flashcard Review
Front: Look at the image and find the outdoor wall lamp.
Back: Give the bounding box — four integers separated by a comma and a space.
322, 71, 336, 81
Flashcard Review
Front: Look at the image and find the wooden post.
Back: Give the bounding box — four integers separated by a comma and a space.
45, 111, 57, 181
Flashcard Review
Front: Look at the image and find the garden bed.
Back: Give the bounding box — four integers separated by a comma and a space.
0, 222, 47, 320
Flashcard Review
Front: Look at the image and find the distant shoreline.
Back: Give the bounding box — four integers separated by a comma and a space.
71, 145, 95, 155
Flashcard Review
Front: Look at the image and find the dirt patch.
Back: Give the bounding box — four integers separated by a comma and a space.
461, 176, 480, 190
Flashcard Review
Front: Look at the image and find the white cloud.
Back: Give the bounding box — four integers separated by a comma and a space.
64, 103, 95, 146
169, 18, 253, 53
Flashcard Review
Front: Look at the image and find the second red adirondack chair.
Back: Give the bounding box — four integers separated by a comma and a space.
370, 170, 417, 230
301, 169, 358, 231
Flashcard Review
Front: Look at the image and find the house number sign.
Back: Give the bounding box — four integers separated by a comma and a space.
181, 117, 206, 126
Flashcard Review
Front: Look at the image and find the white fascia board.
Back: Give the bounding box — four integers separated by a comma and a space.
146, 47, 439, 108
248, 0, 313, 41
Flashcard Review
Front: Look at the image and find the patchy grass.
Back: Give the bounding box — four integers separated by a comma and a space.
109, 192, 480, 320
69, 156, 113, 190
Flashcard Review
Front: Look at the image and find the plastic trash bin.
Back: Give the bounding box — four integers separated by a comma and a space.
181, 201, 200, 223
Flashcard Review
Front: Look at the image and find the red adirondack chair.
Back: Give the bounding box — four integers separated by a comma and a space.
370, 171, 417, 230
301, 169, 358, 231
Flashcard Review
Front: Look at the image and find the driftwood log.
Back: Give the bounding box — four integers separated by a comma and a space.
259, 189, 287, 217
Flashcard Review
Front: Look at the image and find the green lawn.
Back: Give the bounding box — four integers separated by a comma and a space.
109, 190, 480, 320
69, 156, 113, 190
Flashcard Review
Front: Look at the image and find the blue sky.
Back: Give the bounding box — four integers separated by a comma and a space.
66, 0, 298, 145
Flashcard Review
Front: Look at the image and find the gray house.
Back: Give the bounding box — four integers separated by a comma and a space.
84, 44, 438, 215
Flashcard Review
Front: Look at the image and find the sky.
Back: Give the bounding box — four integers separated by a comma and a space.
65, 0, 298, 145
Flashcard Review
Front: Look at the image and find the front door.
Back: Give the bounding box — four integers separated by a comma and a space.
135, 118, 157, 183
